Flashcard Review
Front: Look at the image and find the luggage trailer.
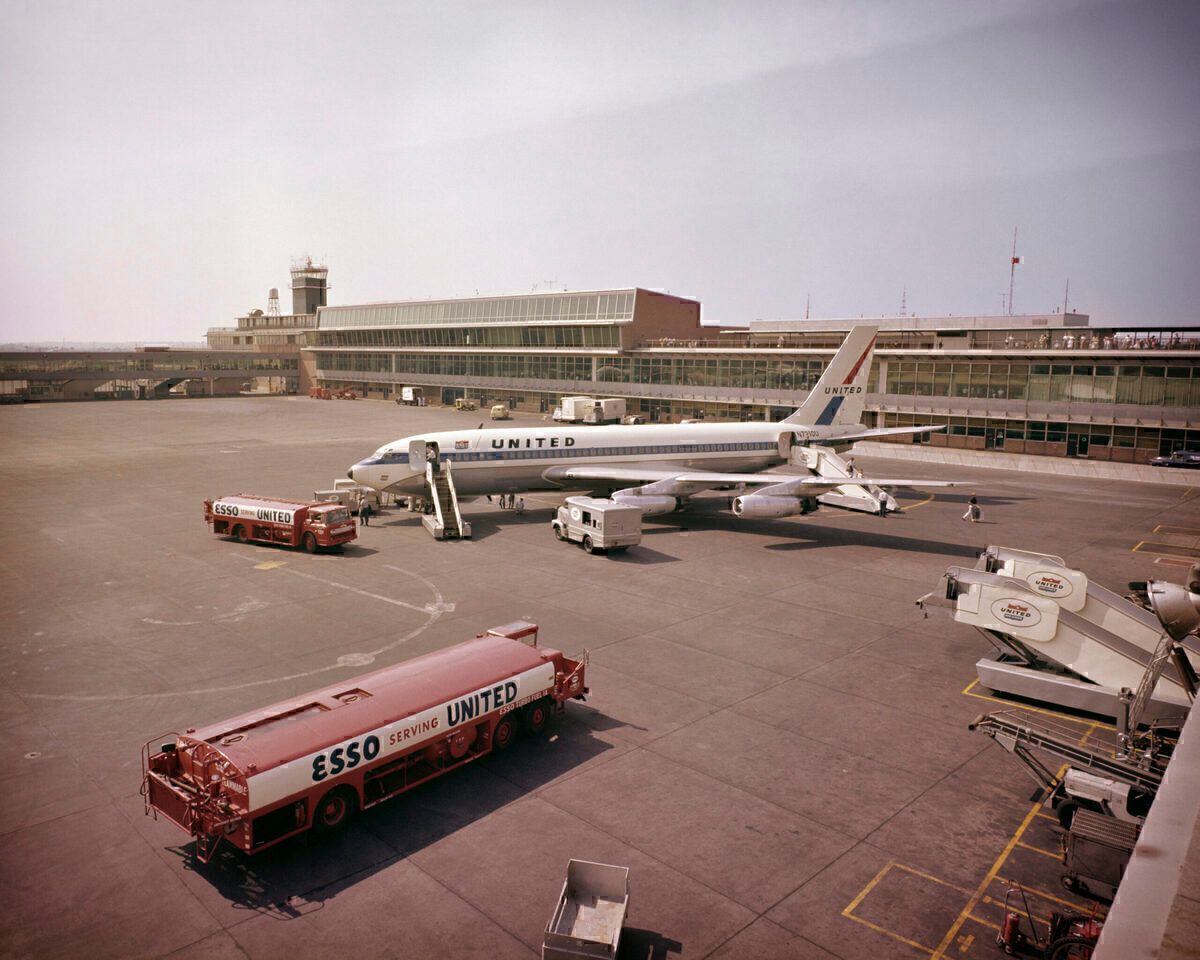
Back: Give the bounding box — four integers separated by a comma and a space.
141, 622, 587, 862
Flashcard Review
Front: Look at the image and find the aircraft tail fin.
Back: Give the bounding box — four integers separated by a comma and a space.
782, 325, 878, 427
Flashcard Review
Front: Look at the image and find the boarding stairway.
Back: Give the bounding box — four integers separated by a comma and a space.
421, 460, 471, 540
920, 545, 1200, 721
789, 445, 898, 516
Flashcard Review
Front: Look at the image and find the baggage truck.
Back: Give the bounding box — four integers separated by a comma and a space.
582, 398, 626, 425
556, 396, 594, 422
395, 386, 423, 405
204, 494, 357, 553
552, 497, 642, 554
142, 621, 588, 862
543, 860, 630, 960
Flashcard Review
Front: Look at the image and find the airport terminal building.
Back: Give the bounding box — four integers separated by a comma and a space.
246, 284, 1199, 464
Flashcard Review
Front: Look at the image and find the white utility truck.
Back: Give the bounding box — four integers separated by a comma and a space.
552, 496, 642, 554
582, 398, 625, 424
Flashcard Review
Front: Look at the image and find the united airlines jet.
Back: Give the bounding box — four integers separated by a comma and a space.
348, 325, 957, 519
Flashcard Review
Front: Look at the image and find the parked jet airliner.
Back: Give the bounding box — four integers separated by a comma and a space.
348, 325, 958, 519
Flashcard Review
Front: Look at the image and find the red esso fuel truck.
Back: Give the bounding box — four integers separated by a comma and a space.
142, 621, 588, 861
204, 494, 357, 552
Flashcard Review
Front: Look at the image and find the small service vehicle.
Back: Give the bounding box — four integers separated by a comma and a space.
142, 621, 588, 862
454, 397, 479, 411
204, 494, 357, 553
1150, 450, 1200, 469
395, 386, 423, 405
490, 403, 511, 420
308, 387, 331, 400
542, 860, 630, 960
552, 496, 642, 554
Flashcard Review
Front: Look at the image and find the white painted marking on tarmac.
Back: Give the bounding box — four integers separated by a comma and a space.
26, 562, 451, 701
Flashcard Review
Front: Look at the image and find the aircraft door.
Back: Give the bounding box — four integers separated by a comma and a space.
408, 439, 427, 469
777, 432, 793, 460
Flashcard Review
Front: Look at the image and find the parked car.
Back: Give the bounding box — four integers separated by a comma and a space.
1150, 450, 1200, 469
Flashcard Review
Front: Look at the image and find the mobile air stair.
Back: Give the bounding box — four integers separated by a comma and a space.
790, 445, 898, 516
920, 546, 1200, 721
421, 460, 471, 540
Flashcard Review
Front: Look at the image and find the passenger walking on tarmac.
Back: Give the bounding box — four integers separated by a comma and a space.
845, 456, 857, 477
962, 494, 981, 523
358, 494, 371, 526
515, 497, 526, 516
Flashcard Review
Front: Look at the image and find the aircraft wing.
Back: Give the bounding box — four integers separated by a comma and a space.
544, 463, 962, 494
813, 425, 947, 445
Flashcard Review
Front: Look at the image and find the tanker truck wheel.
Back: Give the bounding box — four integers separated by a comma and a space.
233, 525, 248, 543
303, 533, 318, 553
524, 699, 551, 735
493, 715, 517, 751
313, 786, 357, 835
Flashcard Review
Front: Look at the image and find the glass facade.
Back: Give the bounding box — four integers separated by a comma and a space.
311, 324, 619, 349
886, 360, 1199, 407
318, 291, 635, 328
321, 351, 594, 381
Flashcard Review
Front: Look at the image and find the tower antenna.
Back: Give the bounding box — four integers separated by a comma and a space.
1063, 278, 1070, 315
1007, 227, 1022, 316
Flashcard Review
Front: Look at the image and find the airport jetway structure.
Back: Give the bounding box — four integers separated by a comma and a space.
922, 546, 1200, 721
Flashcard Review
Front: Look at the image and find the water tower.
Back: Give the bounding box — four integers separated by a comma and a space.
266, 288, 280, 317
290, 257, 328, 316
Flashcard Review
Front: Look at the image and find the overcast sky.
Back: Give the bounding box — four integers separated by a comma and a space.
2, 0, 1198, 342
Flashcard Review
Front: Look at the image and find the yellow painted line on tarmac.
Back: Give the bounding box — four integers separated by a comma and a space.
994, 876, 1100, 914
841, 862, 939, 956
1016, 841, 1061, 860
956, 933, 976, 953
901, 492, 935, 512
254, 560, 288, 570
961, 678, 1116, 731
1152, 524, 1200, 537
930, 799, 1045, 960
1133, 540, 1200, 559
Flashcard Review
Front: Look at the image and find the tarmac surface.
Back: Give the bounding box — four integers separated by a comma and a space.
1, 396, 1197, 960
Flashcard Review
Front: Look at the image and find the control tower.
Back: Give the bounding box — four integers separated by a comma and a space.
290, 257, 328, 316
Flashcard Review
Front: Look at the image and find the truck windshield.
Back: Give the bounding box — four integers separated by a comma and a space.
320, 508, 349, 523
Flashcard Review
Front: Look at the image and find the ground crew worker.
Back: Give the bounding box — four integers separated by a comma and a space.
358, 494, 371, 526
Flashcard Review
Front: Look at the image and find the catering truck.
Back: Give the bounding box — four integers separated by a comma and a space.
204, 494, 357, 553
142, 621, 588, 862
553, 497, 642, 554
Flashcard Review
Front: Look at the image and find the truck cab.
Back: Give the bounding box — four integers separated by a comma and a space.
552, 496, 642, 554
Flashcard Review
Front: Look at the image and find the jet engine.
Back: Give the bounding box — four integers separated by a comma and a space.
732, 494, 819, 518
611, 492, 679, 516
